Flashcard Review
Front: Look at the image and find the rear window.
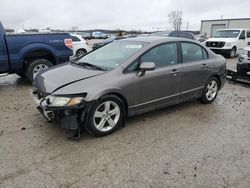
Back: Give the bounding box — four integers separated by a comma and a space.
71, 36, 80, 42
181, 42, 205, 62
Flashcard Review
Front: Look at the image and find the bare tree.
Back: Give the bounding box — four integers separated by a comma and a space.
168, 10, 183, 31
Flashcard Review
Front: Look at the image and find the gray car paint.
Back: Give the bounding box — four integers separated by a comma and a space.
34, 37, 226, 116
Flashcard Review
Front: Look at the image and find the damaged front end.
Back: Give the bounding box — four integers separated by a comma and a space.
31, 88, 92, 138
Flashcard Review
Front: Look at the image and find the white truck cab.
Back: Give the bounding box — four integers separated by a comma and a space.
205, 29, 250, 58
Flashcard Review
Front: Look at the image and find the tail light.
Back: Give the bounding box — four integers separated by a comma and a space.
64, 38, 73, 49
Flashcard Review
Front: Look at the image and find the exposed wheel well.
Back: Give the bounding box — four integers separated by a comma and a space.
24, 50, 56, 65
76, 48, 87, 52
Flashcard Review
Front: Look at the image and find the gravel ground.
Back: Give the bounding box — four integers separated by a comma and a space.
0, 58, 249, 188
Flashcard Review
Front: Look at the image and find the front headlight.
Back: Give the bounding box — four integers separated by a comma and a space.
225, 42, 232, 46
45, 96, 84, 107
242, 49, 248, 56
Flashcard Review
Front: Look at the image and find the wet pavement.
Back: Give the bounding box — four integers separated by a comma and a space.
0, 58, 250, 187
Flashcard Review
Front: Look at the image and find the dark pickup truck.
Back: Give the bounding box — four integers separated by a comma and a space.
0, 22, 73, 82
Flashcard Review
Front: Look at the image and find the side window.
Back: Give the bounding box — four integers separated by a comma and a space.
170, 32, 178, 37
202, 48, 208, 59
247, 31, 250, 38
181, 43, 204, 62
126, 60, 140, 72
71, 36, 80, 42
140, 43, 178, 68
240, 30, 246, 38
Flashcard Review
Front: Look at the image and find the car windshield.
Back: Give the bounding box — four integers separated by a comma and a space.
213, 30, 240, 38
77, 41, 144, 70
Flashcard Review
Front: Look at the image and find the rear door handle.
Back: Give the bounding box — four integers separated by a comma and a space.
201, 64, 208, 69
170, 69, 180, 75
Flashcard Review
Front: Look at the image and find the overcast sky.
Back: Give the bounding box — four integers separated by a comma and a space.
1, 0, 250, 31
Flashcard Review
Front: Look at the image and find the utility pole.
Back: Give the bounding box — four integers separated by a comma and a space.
186, 21, 189, 31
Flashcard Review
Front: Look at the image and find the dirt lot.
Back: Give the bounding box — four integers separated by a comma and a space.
0, 58, 249, 187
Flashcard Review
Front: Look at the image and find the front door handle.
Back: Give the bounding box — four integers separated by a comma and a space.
170, 69, 180, 75
201, 64, 208, 69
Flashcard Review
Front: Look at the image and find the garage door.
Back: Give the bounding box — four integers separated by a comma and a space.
211, 24, 226, 37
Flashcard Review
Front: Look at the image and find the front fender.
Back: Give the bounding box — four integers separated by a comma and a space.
86, 87, 127, 102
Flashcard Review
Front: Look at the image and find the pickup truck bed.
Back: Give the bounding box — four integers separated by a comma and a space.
0, 22, 73, 82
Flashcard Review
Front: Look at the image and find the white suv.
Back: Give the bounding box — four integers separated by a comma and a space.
205, 29, 250, 58
70, 34, 91, 57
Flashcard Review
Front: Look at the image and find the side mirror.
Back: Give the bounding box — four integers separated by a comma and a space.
138, 62, 155, 77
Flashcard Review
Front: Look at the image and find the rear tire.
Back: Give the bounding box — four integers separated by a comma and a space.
84, 95, 124, 137
76, 49, 87, 58
199, 77, 219, 104
25, 59, 53, 83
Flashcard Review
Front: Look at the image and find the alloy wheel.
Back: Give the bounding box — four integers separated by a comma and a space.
33, 64, 49, 79
93, 101, 120, 132
206, 80, 218, 101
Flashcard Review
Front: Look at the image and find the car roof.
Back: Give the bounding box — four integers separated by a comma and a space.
217, 28, 250, 31
120, 36, 194, 44
70, 33, 81, 37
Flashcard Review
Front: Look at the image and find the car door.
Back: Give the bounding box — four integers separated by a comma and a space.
0, 36, 8, 73
137, 42, 182, 110
180, 42, 211, 100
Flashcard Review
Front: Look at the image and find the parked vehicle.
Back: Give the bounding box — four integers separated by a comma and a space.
195, 34, 208, 43
169, 31, 196, 40
92, 36, 116, 50
71, 34, 91, 57
32, 37, 226, 137
138, 34, 150, 37
237, 43, 250, 74
81, 32, 91, 39
149, 31, 171, 37
205, 29, 250, 58
92, 31, 108, 39
0, 22, 73, 82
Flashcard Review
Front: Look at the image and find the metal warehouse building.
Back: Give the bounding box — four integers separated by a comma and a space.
200, 18, 250, 37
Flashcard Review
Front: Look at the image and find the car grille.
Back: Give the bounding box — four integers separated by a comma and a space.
206, 41, 225, 48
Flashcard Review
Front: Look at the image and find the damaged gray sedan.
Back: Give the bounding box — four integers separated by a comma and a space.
32, 37, 226, 137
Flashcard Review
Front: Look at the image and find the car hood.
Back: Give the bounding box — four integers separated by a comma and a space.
206, 38, 237, 42
34, 63, 104, 94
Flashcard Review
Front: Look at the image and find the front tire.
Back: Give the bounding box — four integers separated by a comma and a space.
84, 95, 124, 137
25, 59, 53, 83
199, 77, 219, 104
228, 47, 236, 58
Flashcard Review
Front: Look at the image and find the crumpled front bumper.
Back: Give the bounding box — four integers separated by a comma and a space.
31, 91, 90, 131
237, 54, 250, 72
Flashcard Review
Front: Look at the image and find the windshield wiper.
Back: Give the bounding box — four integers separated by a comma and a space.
76, 62, 107, 71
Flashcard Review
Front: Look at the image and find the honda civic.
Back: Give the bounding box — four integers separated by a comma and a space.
32, 37, 226, 137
